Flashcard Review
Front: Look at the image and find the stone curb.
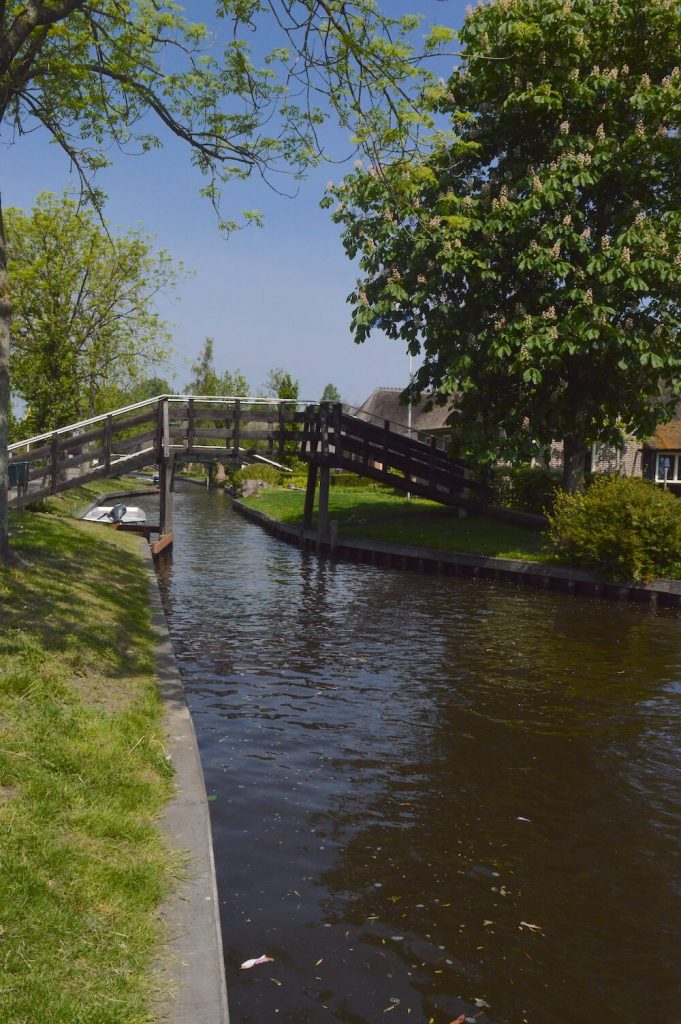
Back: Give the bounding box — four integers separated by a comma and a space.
143, 548, 230, 1024
232, 498, 681, 608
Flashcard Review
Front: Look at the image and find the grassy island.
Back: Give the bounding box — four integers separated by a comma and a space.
0, 494, 177, 1024
242, 485, 552, 562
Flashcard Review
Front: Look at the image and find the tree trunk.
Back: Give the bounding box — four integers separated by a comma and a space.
0, 197, 11, 563
562, 434, 587, 493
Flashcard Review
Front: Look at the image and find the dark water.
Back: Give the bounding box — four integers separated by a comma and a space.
154, 484, 681, 1024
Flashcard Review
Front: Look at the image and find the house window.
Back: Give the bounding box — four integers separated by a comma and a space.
655, 452, 681, 482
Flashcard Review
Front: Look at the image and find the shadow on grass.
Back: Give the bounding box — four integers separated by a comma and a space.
2, 511, 153, 682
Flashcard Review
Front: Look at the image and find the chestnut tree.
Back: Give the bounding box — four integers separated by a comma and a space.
329, 0, 681, 491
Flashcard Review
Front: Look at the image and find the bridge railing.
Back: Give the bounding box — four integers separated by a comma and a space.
7, 394, 477, 509
6, 395, 319, 505
299, 402, 480, 503
8, 398, 162, 504
163, 397, 313, 460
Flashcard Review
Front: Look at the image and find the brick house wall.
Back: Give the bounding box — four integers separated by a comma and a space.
545, 435, 644, 477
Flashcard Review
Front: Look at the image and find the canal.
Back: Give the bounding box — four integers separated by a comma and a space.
154, 483, 681, 1024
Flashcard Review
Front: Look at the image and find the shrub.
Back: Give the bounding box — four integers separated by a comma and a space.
547, 475, 681, 582
491, 465, 561, 515
231, 463, 283, 494
284, 455, 308, 474
331, 472, 376, 488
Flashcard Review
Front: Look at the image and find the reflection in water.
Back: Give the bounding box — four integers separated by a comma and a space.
157, 485, 681, 1024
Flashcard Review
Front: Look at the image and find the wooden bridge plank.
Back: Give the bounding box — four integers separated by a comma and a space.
151, 532, 174, 557
336, 435, 473, 491
110, 407, 157, 432
110, 429, 157, 454
10, 443, 53, 464
56, 424, 106, 450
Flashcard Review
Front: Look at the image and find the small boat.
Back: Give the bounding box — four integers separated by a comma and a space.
83, 503, 147, 525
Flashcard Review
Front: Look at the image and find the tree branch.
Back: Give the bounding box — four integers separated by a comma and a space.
0, 0, 86, 73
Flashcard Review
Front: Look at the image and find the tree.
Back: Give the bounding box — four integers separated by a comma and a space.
189, 338, 221, 396
7, 193, 178, 436
189, 337, 249, 396
329, 0, 681, 492
105, 374, 175, 410
321, 382, 342, 403
0, 1, 455, 560
125, 376, 175, 404
263, 367, 300, 400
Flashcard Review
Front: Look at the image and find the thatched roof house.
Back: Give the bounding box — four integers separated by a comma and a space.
354, 387, 453, 441
356, 388, 681, 491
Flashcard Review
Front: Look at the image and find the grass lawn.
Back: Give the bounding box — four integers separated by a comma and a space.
0, 508, 178, 1024
34, 474, 156, 518
243, 487, 554, 561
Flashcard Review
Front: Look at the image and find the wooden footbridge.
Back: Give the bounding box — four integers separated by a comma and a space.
7, 395, 480, 553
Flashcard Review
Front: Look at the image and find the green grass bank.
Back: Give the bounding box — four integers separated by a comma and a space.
0, 502, 178, 1024
242, 486, 553, 562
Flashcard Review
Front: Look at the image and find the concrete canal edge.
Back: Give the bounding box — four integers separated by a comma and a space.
231, 498, 681, 609
144, 548, 230, 1024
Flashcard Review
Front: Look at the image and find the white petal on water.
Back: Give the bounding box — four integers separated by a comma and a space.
240, 955, 274, 969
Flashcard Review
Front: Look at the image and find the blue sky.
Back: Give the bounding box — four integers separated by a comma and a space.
1, 1, 469, 408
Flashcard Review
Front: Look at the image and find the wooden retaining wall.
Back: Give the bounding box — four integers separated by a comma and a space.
231, 499, 681, 610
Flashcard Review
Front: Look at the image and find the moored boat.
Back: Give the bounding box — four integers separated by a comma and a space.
82, 504, 147, 525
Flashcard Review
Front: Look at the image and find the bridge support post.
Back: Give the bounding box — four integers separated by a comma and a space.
104, 415, 112, 475
318, 464, 330, 543
303, 463, 318, 530
50, 432, 59, 493
159, 455, 175, 538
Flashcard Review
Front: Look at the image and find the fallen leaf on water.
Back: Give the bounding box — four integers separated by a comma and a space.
240, 955, 273, 970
